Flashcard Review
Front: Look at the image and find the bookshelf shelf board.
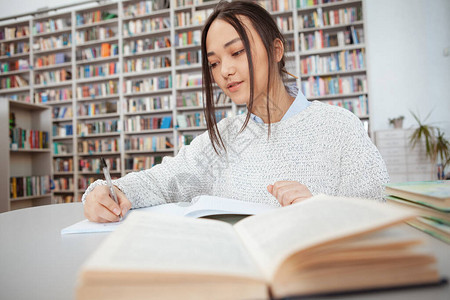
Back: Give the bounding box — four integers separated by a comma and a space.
0, 87, 30, 94
77, 113, 120, 120
0, 53, 30, 61
270, 10, 295, 17
77, 132, 121, 138
75, 18, 118, 30
52, 153, 74, 158
358, 114, 370, 119
78, 170, 121, 175
308, 91, 368, 100
52, 118, 73, 123
76, 55, 119, 65
76, 74, 120, 84
33, 28, 72, 38
299, 21, 364, 34
34, 81, 73, 89
124, 128, 173, 135
176, 126, 207, 132
176, 85, 203, 92
124, 88, 172, 97
125, 109, 173, 116
10, 148, 51, 153
33, 45, 72, 55
122, 8, 171, 21
78, 151, 121, 156
52, 136, 74, 141
193, 0, 220, 9
175, 64, 202, 71
32, 11, 71, 21
53, 171, 74, 175
174, 44, 201, 51
123, 47, 171, 58
123, 29, 171, 41
297, 0, 362, 12
0, 69, 30, 76
0, 35, 29, 43
301, 43, 366, 56
9, 99, 49, 110
300, 68, 367, 78
53, 190, 75, 193
176, 105, 203, 111
10, 193, 52, 202
76, 36, 119, 48
44, 100, 73, 105
174, 24, 203, 32
123, 67, 171, 78
125, 149, 174, 155
77, 94, 120, 102
34, 62, 72, 72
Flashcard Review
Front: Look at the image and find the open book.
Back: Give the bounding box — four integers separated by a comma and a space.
76, 194, 442, 299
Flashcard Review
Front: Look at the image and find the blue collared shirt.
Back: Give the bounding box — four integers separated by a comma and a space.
250, 85, 311, 124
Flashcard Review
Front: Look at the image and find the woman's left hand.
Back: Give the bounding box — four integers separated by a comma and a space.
267, 181, 313, 206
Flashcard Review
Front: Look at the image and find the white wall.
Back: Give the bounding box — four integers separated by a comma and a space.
1, 0, 449, 135
365, 0, 450, 137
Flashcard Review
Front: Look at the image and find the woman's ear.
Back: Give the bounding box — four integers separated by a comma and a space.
273, 38, 284, 63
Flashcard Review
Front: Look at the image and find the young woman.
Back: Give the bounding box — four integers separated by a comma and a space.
83, 1, 389, 223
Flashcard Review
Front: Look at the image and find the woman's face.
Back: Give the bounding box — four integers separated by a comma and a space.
205, 17, 269, 106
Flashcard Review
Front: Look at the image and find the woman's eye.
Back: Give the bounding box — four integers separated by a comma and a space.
209, 62, 219, 69
232, 49, 245, 56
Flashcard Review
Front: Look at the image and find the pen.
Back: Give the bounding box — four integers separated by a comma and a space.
100, 157, 122, 220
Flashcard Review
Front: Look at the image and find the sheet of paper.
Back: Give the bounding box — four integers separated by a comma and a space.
61, 195, 276, 235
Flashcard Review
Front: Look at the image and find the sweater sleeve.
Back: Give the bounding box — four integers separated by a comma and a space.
81, 130, 218, 208
337, 114, 390, 200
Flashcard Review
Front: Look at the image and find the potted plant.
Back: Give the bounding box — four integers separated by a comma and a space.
409, 111, 450, 180
388, 116, 404, 129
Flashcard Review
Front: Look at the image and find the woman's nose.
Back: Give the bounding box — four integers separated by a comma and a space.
221, 59, 236, 78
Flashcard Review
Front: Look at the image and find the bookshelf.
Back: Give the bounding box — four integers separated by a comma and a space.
0, 0, 370, 204
0, 98, 52, 212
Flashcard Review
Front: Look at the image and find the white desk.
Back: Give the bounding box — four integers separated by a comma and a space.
0, 203, 449, 300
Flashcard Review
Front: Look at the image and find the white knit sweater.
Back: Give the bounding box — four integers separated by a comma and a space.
82, 101, 389, 208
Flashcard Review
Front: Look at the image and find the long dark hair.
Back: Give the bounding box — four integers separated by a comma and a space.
201, 0, 287, 154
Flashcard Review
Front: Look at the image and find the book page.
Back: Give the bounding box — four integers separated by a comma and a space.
81, 211, 265, 282
233, 194, 416, 281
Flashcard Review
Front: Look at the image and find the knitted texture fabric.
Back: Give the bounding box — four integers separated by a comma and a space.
82, 101, 389, 208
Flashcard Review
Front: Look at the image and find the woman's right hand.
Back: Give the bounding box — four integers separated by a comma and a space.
84, 185, 132, 223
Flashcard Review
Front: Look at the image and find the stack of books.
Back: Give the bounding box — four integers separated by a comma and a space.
385, 181, 450, 244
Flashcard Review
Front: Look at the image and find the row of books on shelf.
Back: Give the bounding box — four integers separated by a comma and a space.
0, 41, 29, 57
78, 101, 117, 116
326, 95, 368, 117
35, 53, 69, 68
35, 88, 72, 103
78, 177, 97, 192
77, 81, 118, 99
53, 141, 72, 155
124, 115, 172, 132
178, 133, 200, 147
123, 36, 171, 55
76, 43, 119, 60
125, 136, 173, 151
174, 9, 213, 27
76, 27, 116, 44
125, 156, 164, 171
35, 69, 72, 85
0, 25, 29, 41
1, 59, 29, 73
52, 106, 73, 119
174, 30, 201, 47
300, 49, 365, 75
53, 177, 74, 191
10, 127, 49, 150
297, 0, 346, 8
298, 6, 362, 29
33, 19, 70, 35
10, 175, 51, 199
123, 17, 171, 37
34, 34, 71, 51
125, 76, 172, 93
275, 15, 294, 33
176, 112, 205, 128
54, 158, 74, 172
79, 157, 120, 173
77, 120, 119, 135
300, 26, 363, 52
301, 75, 366, 98
78, 62, 119, 79
176, 91, 203, 107
53, 124, 73, 137
176, 73, 201, 88
54, 195, 76, 203
127, 95, 171, 112
384, 180, 450, 244
259, 0, 292, 11
173, 0, 213, 8
177, 50, 201, 66
124, 56, 171, 73
78, 138, 119, 154
123, 0, 170, 17
76, 11, 117, 26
